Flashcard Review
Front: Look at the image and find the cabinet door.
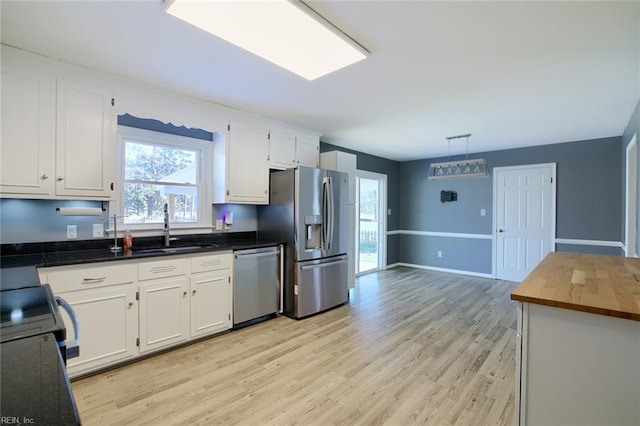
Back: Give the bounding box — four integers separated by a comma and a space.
295, 134, 319, 168
268, 128, 296, 170
58, 286, 138, 378
190, 270, 232, 337
227, 120, 269, 204
56, 78, 115, 198
1, 65, 54, 196
139, 277, 190, 353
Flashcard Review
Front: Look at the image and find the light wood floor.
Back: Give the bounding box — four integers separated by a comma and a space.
72, 267, 519, 425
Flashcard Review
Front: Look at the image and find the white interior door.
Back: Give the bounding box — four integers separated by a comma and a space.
626, 134, 637, 257
494, 164, 556, 282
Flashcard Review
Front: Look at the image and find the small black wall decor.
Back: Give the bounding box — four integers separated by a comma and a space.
440, 190, 458, 203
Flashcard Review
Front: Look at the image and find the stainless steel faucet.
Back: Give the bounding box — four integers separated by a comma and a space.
163, 203, 180, 247
163, 203, 171, 247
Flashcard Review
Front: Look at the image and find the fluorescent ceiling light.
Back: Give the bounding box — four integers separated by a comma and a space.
166, 0, 368, 80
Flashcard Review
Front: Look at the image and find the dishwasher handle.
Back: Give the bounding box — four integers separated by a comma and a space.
235, 251, 277, 260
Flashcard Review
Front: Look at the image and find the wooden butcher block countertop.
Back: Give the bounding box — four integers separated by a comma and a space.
511, 252, 640, 322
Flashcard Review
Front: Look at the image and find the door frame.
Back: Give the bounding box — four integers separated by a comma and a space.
492, 163, 557, 279
625, 134, 638, 257
355, 170, 387, 276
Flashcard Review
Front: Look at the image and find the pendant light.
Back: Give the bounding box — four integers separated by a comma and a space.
427, 134, 489, 180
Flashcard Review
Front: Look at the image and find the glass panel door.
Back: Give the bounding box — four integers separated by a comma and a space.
355, 171, 387, 275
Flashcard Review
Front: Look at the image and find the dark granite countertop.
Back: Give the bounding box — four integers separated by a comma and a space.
0, 232, 280, 290
0, 333, 80, 425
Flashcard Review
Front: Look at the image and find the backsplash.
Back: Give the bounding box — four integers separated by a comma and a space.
0, 199, 109, 244
0, 199, 259, 244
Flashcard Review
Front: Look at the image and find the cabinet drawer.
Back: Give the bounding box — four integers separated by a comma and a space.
40, 262, 137, 294
138, 258, 189, 281
191, 252, 232, 274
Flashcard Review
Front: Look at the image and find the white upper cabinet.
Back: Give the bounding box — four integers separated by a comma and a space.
267, 126, 319, 170
1, 46, 116, 200
213, 119, 269, 204
295, 133, 320, 168
56, 78, 116, 198
0, 65, 54, 196
268, 127, 297, 169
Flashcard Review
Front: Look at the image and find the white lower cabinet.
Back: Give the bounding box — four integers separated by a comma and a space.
190, 272, 231, 337
39, 262, 138, 378
138, 277, 190, 353
516, 302, 640, 426
59, 286, 138, 377
190, 253, 233, 337
39, 251, 234, 377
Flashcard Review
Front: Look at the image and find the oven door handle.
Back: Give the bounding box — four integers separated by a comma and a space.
55, 296, 80, 360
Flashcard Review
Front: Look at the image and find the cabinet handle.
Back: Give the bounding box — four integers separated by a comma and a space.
82, 277, 106, 283
192, 290, 197, 295
57, 176, 64, 181
41, 174, 49, 180
110, 182, 114, 191
183, 291, 187, 296
128, 302, 134, 307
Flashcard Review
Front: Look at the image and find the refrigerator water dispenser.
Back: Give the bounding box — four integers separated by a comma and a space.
304, 215, 322, 250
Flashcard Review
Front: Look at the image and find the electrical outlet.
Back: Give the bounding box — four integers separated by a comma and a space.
481, 209, 486, 217
437, 250, 442, 258
67, 225, 78, 239
93, 223, 104, 238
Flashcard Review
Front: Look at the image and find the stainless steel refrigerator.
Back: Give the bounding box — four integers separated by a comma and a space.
258, 166, 349, 318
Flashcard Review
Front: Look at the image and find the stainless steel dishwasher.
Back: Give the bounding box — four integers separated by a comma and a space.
233, 246, 280, 326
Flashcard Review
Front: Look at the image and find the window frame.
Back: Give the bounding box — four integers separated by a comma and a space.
115, 125, 213, 232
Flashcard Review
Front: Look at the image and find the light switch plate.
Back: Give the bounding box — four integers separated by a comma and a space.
93, 223, 104, 238
480, 209, 486, 217
67, 225, 77, 239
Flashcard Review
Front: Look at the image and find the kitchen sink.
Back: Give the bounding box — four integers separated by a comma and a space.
135, 244, 220, 255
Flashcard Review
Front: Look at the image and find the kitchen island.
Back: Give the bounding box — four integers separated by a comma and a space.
511, 252, 640, 426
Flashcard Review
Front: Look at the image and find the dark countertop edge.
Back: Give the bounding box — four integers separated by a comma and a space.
2, 241, 280, 269
42, 241, 280, 267
1, 231, 260, 256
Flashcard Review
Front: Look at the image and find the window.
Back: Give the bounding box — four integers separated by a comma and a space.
118, 126, 212, 229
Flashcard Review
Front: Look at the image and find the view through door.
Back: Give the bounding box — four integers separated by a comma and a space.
355, 171, 387, 275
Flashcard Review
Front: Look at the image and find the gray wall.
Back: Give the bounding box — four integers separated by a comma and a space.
399, 136, 623, 274
320, 142, 401, 264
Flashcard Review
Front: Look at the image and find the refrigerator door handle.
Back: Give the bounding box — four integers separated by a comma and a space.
322, 177, 329, 252
300, 257, 347, 270
327, 177, 335, 251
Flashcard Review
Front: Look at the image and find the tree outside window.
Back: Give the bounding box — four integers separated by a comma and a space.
123, 140, 199, 224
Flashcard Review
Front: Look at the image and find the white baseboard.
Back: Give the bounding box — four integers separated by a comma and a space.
555, 238, 623, 248
386, 262, 493, 279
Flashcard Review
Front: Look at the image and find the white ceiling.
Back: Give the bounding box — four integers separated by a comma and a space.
2, 1, 638, 161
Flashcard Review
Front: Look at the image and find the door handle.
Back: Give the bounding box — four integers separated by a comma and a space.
497, 229, 504, 233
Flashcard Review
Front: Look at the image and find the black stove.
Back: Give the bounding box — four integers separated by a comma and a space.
0, 280, 81, 425
1, 284, 66, 344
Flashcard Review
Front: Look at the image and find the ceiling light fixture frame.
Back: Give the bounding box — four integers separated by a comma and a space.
427, 134, 490, 180
165, 0, 369, 81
